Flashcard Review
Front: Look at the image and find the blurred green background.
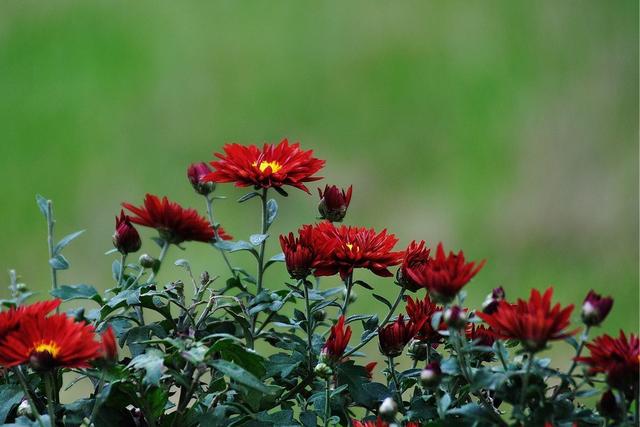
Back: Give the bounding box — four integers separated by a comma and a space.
0, 0, 637, 370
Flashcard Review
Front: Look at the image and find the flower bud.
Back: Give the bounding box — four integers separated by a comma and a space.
187, 162, 216, 196
420, 361, 441, 387
17, 400, 33, 419
113, 210, 142, 255
482, 286, 505, 314
200, 271, 210, 285
318, 185, 352, 222
597, 389, 619, 419
139, 253, 159, 269
581, 290, 613, 327
314, 362, 333, 379
343, 288, 357, 304
378, 397, 398, 417
312, 309, 327, 322
408, 340, 429, 361
444, 306, 466, 329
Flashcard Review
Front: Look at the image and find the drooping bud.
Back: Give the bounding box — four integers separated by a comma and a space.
113, 210, 142, 255
581, 290, 613, 327
139, 253, 159, 269
420, 361, 441, 387
444, 305, 466, 329
597, 389, 619, 419
378, 397, 398, 417
314, 362, 333, 379
482, 286, 505, 314
187, 162, 216, 195
318, 185, 352, 222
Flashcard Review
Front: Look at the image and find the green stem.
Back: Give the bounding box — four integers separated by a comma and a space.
44, 372, 57, 425
14, 368, 45, 427
340, 274, 353, 316
250, 188, 269, 346
387, 356, 403, 412
343, 287, 405, 358
205, 196, 236, 277
148, 240, 170, 283
88, 371, 106, 425
118, 253, 127, 289
520, 352, 534, 409
303, 280, 315, 371
553, 326, 590, 399
324, 379, 331, 427
45, 200, 59, 312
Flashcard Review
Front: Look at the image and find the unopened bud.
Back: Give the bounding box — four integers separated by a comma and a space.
317, 185, 352, 222
343, 288, 357, 304
597, 389, 619, 419
314, 362, 333, 379
200, 271, 210, 285
113, 210, 142, 255
139, 253, 158, 269
420, 361, 441, 387
312, 309, 327, 322
378, 397, 398, 417
408, 341, 429, 361
581, 290, 613, 327
187, 162, 216, 196
444, 306, 466, 329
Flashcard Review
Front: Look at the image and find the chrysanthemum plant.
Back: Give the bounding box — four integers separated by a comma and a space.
0, 139, 637, 427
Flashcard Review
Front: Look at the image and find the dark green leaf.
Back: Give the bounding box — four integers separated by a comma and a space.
210, 360, 271, 394
51, 284, 102, 303
238, 192, 259, 203
0, 384, 23, 423
53, 230, 85, 255
437, 392, 451, 418
266, 199, 278, 225
372, 293, 392, 309
49, 254, 69, 270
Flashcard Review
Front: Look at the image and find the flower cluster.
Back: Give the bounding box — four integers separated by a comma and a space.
0, 139, 635, 427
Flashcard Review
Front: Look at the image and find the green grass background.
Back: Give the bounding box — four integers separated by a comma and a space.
0, 0, 637, 383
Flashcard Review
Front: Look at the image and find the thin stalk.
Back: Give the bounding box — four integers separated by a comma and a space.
44, 372, 57, 425
553, 326, 590, 399
250, 188, 269, 346
88, 371, 106, 425
520, 352, 534, 409
387, 356, 403, 412
14, 368, 45, 427
323, 379, 331, 427
147, 240, 170, 283
303, 280, 315, 371
340, 274, 353, 316
118, 253, 127, 289
205, 196, 236, 277
343, 287, 406, 358
45, 200, 59, 312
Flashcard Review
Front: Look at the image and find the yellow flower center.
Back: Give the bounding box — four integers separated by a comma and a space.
345, 243, 358, 252
33, 341, 60, 358
253, 160, 282, 173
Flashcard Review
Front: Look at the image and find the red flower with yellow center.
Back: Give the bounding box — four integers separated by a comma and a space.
575, 331, 639, 394
378, 314, 425, 357
204, 139, 325, 194
352, 418, 389, 427
123, 194, 231, 245
0, 299, 60, 339
405, 294, 444, 343
476, 288, 578, 352
312, 222, 404, 280
0, 313, 101, 370
406, 242, 485, 303
321, 315, 352, 364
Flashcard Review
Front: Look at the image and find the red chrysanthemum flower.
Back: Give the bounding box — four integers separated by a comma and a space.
465, 323, 495, 347
575, 331, 639, 394
113, 210, 142, 255
0, 313, 101, 370
204, 139, 325, 194
312, 222, 404, 280
405, 294, 444, 343
398, 240, 431, 292
378, 314, 425, 358
476, 288, 578, 352
318, 184, 352, 222
279, 225, 333, 279
321, 315, 352, 364
0, 299, 61, 339
99, 326, 118, 363
123, 194, 228, 245
406, 242, 485, 303
352, 418, 389, 427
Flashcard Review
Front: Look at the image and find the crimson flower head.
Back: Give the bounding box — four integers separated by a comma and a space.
465, 323, 496, 347
405, 294, 444, 343
477, 288, 578, 353
576, 331, 639, 395
312, 222, 404, 280
0, 300, 61, 339
123, 194, 216, 245
204, 139, 325, 194
0, 313, 101, 370
99, 326, 118, 364
279, 225, 327, 279
378, 314, 424, 357
581, 290, 613, 327
352, 418, 389, 427
187, 162, 216, 196
398, 240, 431, 292
321, 315, 351, 364
318, 185, 352, 222
407, 242, 485, 303
113, 210, 142, 255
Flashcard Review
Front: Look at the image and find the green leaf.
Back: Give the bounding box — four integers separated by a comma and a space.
372, 293, 392, 309
174, 259, 191, 269
266, 199, 278, 225
437, 392, 451, 418
51, 284, 102, 303
215, 240, 258, 256
0, 384, 23, 423
447, 403, 494, 421
264, 252, 285, 270
564, 336, 579, 351
49, 254, 69, 270
237, 192, 259, 203
249, 234, 269, 246
210, 339, 266, 378
53, 230, 85, 255
210, 359, 271, 394
35, 194, 49, 218
128, 349, 166, 386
